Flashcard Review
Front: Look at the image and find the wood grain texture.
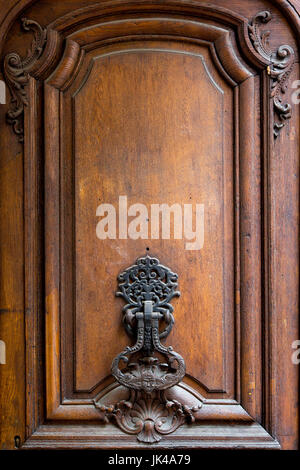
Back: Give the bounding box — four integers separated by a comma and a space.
41, 14, 256, 429
23, 77, 44, 438
0, 0, 299, 450
0, 100, 25, 449
72, 47, 231, 394
21, 422, 280, 449
238, 77, 262, 422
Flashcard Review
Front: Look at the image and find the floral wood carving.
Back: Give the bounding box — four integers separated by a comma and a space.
3, 18, 47, 142
249, 11, 295, 138
94, 389, 202, 444
94, 255, 201, 443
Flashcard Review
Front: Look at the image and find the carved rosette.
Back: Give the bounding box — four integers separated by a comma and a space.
249, 11, 295, 138
3, 18, 47, 141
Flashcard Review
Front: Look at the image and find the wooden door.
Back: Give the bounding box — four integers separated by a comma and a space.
0, 0, 299, 450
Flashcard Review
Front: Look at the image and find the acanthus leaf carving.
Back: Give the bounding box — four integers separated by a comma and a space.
94, 389, 202, 444
249, 10, 295, 138
3, 18, 47, 142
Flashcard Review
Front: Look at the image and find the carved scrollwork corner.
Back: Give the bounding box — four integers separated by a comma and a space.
249, 11, 295, 138
3, 18, 47, 142
94, 255, 201, 443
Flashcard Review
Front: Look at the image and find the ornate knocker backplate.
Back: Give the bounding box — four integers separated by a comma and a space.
93, 255, 201, 443
112, 255, 185, 393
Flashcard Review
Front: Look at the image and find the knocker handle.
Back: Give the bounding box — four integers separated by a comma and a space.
111, 297, 185, 393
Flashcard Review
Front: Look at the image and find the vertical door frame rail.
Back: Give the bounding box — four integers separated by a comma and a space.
0, 0, 299, 449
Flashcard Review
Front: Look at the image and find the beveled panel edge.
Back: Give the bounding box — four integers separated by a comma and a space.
50, 17, 254, 87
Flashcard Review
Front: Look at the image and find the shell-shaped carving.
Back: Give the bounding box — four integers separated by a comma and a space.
94, 390, 201, 443
137, 419, 162, 443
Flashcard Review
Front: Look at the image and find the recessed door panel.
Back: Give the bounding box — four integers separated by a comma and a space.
42, 14, 264, 435
72, 46, 234, 396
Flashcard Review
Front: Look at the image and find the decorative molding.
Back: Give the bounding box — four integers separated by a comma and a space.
249, 10, 295, 138
94, 389, 202, 444
3, 18, 47, 142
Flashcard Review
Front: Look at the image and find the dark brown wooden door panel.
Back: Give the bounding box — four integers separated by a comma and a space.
0, 0, 299, 450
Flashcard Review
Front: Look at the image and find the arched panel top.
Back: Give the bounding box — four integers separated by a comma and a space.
2, 1, 298, 141
75, 48, 225, 99
1, 1, 299, 64
45, 15, 256, 91
0, 0, 299, 46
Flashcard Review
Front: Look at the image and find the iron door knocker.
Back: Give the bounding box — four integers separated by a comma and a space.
94, 255, 201, 443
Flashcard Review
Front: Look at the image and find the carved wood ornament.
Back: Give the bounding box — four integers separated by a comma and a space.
93, 255, 201, 443
3, 18, 47, 142
248, 11, 295, 138
2, 11, 296, 142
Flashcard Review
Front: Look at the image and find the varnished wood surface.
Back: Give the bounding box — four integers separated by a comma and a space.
0, 0, 299, 449
72, 46, 232, 394
0, 142, 25, 449
22, 423, 280, 449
